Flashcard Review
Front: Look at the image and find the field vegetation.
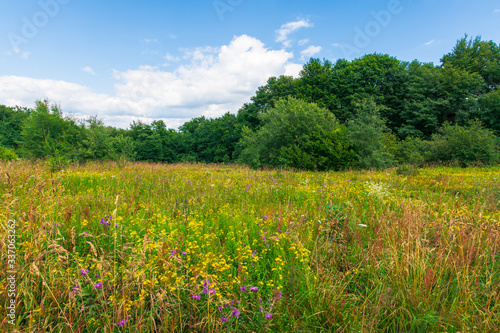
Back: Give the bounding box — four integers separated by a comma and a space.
1, 161, 499, 332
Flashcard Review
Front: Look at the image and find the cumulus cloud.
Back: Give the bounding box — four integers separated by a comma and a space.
275, 19, 313, 48
0, 35, 301, 129
301, 45, 322, 60
82, 66, 96, 75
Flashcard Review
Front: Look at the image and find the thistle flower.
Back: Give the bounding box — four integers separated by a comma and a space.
250, 286, 258, 292
265, 313, 272, 319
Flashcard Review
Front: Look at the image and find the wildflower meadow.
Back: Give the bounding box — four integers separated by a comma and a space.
1, 161, 499, 332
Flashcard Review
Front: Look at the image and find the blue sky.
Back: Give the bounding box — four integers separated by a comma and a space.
1, 0, 499, 129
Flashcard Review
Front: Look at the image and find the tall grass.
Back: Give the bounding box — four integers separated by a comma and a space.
1, 161, 499, 332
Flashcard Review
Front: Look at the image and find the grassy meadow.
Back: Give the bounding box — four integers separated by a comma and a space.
1, 161, 500, 332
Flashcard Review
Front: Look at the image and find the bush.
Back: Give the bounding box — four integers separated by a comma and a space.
238, 97, 355, 171
346, 97, 395, 169
428, 120, 499, 166
395, 136, 428, 165
0, 145, 18, 161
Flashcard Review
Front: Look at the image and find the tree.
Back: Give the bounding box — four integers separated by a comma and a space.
475, 89, 500, 135
441, 35, 500, 92
80, 116, 114, 160
399, 61, 485, 138
296, 58, 338, 111
236, 75, 299, 131
0, 105, 29, 151
332, 53, 408, 128
129, 121, 165, 162
238, 97, 355, 171
20, 99, 81, 160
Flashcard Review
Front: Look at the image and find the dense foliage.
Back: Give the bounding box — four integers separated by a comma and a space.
1, 35, 499, 169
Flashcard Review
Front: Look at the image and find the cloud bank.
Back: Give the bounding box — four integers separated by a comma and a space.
0, 35, 302, 129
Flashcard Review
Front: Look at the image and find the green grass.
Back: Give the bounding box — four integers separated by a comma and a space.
1, 160, 499, 332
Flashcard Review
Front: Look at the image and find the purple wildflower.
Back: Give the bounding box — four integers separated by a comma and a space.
118, 317, 128, 326
250, 286, 258, 292
181, 252, 187, 256
100, 216, 111, 227
231, 307, 240, 318
265, 313, 272, 319
191, 294, 201, 300
170, 249, 177, 258
94, 282, 102, 289
80, 269, 89, 276
240, 286, 247, 292
69, 285, 80, 297
220, 316, 229, 322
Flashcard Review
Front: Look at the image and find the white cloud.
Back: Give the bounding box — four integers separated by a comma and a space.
82, 66, 96, 75
164, 53, 180, 62
144, 38, 158, 43
494, 9, 500, 13
275, 19, 313, 48
0, 35, 301, 129
5, 48, 30, 59
301, 45, 322, 60
423, 40, 435, 46
298, 39, 310, 46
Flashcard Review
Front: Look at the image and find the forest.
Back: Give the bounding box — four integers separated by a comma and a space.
1, 35, 499, 170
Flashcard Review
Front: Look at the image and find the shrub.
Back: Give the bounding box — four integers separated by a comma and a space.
238, 97, 355, 171
0, 145, 18, 161
428, 120, 499, 166
395, 136, 428, 165
346, 97, 395, 169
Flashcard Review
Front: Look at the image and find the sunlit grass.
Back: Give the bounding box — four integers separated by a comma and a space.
1, 160, 499, 332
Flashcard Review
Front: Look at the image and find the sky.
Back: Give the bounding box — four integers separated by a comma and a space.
1, 0, 499, 129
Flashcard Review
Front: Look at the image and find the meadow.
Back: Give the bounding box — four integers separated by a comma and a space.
0, 161, 499, 332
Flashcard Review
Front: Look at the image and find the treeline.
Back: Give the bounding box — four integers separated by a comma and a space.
1, 35, 499, 170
